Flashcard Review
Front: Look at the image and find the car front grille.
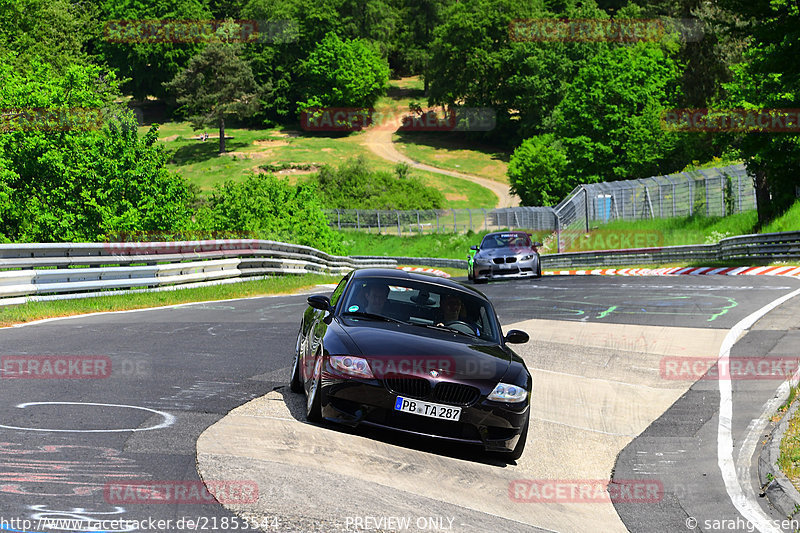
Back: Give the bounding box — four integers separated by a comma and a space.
432, 382, 481, 406
493, 257, 517, 264
384, 375, 431, 398
384, 376, 480, 406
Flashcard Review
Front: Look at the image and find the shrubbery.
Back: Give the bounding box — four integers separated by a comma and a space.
309, 157, 444, 210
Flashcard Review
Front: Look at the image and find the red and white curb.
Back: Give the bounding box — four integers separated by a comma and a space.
397, 266, 451, 278
544, 266, 800, 277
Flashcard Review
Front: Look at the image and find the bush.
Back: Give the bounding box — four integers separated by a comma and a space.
197, 174, 343, 254
507, 134, 570, 206
310, 156, 444, 210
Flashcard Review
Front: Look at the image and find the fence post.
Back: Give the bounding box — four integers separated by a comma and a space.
687, 174, 693, 216
356, 210, 360, 229
416, 210, 421, 234
482, 209, 487, 231
468, 209, 473, 232
337, 209, 341, 230
376, 210, 381, 233
453, 209, 457, 233
396, 212, 401, 236
554, 210, 561, 253
436, 212, 440, 233
583, 186, 589, 232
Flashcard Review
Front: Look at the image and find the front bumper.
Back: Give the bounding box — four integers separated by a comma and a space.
473, 256, 540, 281
318, 377, 529, 453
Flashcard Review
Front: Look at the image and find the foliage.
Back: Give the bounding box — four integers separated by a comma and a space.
0, 56, 193, 242
507, 135, 569, 206
164, 22, 261, 153
94, 0, 213, 101
296, 32, 389, 110
309, 156, 444, 210
197, 173, 344, 253
718, 0, 800, 223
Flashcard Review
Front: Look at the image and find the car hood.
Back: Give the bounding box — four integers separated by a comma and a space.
337, 319, 511, 383
476, 247, 534, 258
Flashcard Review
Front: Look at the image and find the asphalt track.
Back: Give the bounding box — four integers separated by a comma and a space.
0, 275, 797, 532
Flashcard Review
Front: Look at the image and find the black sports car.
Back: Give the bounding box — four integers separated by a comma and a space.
290, 268, 531, 460
468, 231, 543, 282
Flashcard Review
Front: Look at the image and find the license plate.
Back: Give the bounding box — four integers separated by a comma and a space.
394, 396, 461, 421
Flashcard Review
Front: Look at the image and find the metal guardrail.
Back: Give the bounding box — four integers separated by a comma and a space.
0, 240, 397, 301
356, 231, 800, 272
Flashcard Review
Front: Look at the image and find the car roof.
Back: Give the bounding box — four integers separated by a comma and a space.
350, 268, 488, 299
482, 231, 530, 238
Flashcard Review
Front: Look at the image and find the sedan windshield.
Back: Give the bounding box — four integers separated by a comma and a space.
341, 277, 501, 343
480, 233, 532, 250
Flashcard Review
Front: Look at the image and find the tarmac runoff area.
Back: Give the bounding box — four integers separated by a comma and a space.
196, 319, 728, 533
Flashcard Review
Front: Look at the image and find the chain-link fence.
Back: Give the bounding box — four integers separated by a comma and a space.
324, 164, 756, 249
552, 164, 754, 250
323, 207, 558, 235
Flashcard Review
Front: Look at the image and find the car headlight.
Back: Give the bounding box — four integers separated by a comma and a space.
521, 254, 534, 261
475, 256, 492, 264
329, 356, 374, 379
487, 383, 527, 403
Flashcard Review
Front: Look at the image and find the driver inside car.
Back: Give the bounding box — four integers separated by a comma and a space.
436, 294, 479, 336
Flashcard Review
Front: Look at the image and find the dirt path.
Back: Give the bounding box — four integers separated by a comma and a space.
361, 118, 519, 208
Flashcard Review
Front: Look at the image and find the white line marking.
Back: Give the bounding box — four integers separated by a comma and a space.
717, 285, 800, 533
0, 401, 176, 433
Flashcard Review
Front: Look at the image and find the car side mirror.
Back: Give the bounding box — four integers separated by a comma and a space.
307, 295, 332, 312
470, 245, 478, 251
504, 329, 529, 344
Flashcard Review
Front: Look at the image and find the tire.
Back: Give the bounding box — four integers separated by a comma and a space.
305, 356, 323, 422
504, 418, 528, 461
289, 332, 304, 393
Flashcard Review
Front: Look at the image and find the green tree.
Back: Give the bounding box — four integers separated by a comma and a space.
549, 42, 683, 183
507, 135, 570, 206
0, 56, 193, 241
719, 0, 800, 223
95, 0, 213, 101
165, 23, 261, 153
296, 32, 389, 110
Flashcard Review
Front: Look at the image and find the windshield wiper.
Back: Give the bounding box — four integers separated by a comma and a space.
341, 311, 408, 325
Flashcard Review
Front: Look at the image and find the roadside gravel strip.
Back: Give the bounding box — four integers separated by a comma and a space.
196, 318, 728, 532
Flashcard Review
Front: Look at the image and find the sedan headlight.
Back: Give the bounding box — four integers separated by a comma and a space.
521, 254, 534, 261
474, 256, 492, 264
329, 356, 374, 379
488, 383, 528, 403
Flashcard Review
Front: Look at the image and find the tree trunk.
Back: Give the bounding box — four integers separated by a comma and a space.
753, 168, 771, 227
219, 116, 226, 154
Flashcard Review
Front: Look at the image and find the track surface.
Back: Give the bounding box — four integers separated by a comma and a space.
0, 275, 797, 532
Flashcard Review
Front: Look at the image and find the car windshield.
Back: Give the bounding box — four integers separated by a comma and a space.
480, 233, 532, 250
341, 277, 501, 343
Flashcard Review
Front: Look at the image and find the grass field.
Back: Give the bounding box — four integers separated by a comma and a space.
0, 275, 336, 327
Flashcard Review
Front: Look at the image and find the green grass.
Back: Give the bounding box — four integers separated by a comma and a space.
0, 275, 336, 327
763, 201, 800, 233
392, 131, 511, 183
340, 229, 551, 259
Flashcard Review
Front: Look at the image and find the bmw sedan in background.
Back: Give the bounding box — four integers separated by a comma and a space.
468, 231, 542, 283
290, 268, 532, 460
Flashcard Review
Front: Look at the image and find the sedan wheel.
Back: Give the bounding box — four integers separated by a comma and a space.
306, 356, 323, 422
